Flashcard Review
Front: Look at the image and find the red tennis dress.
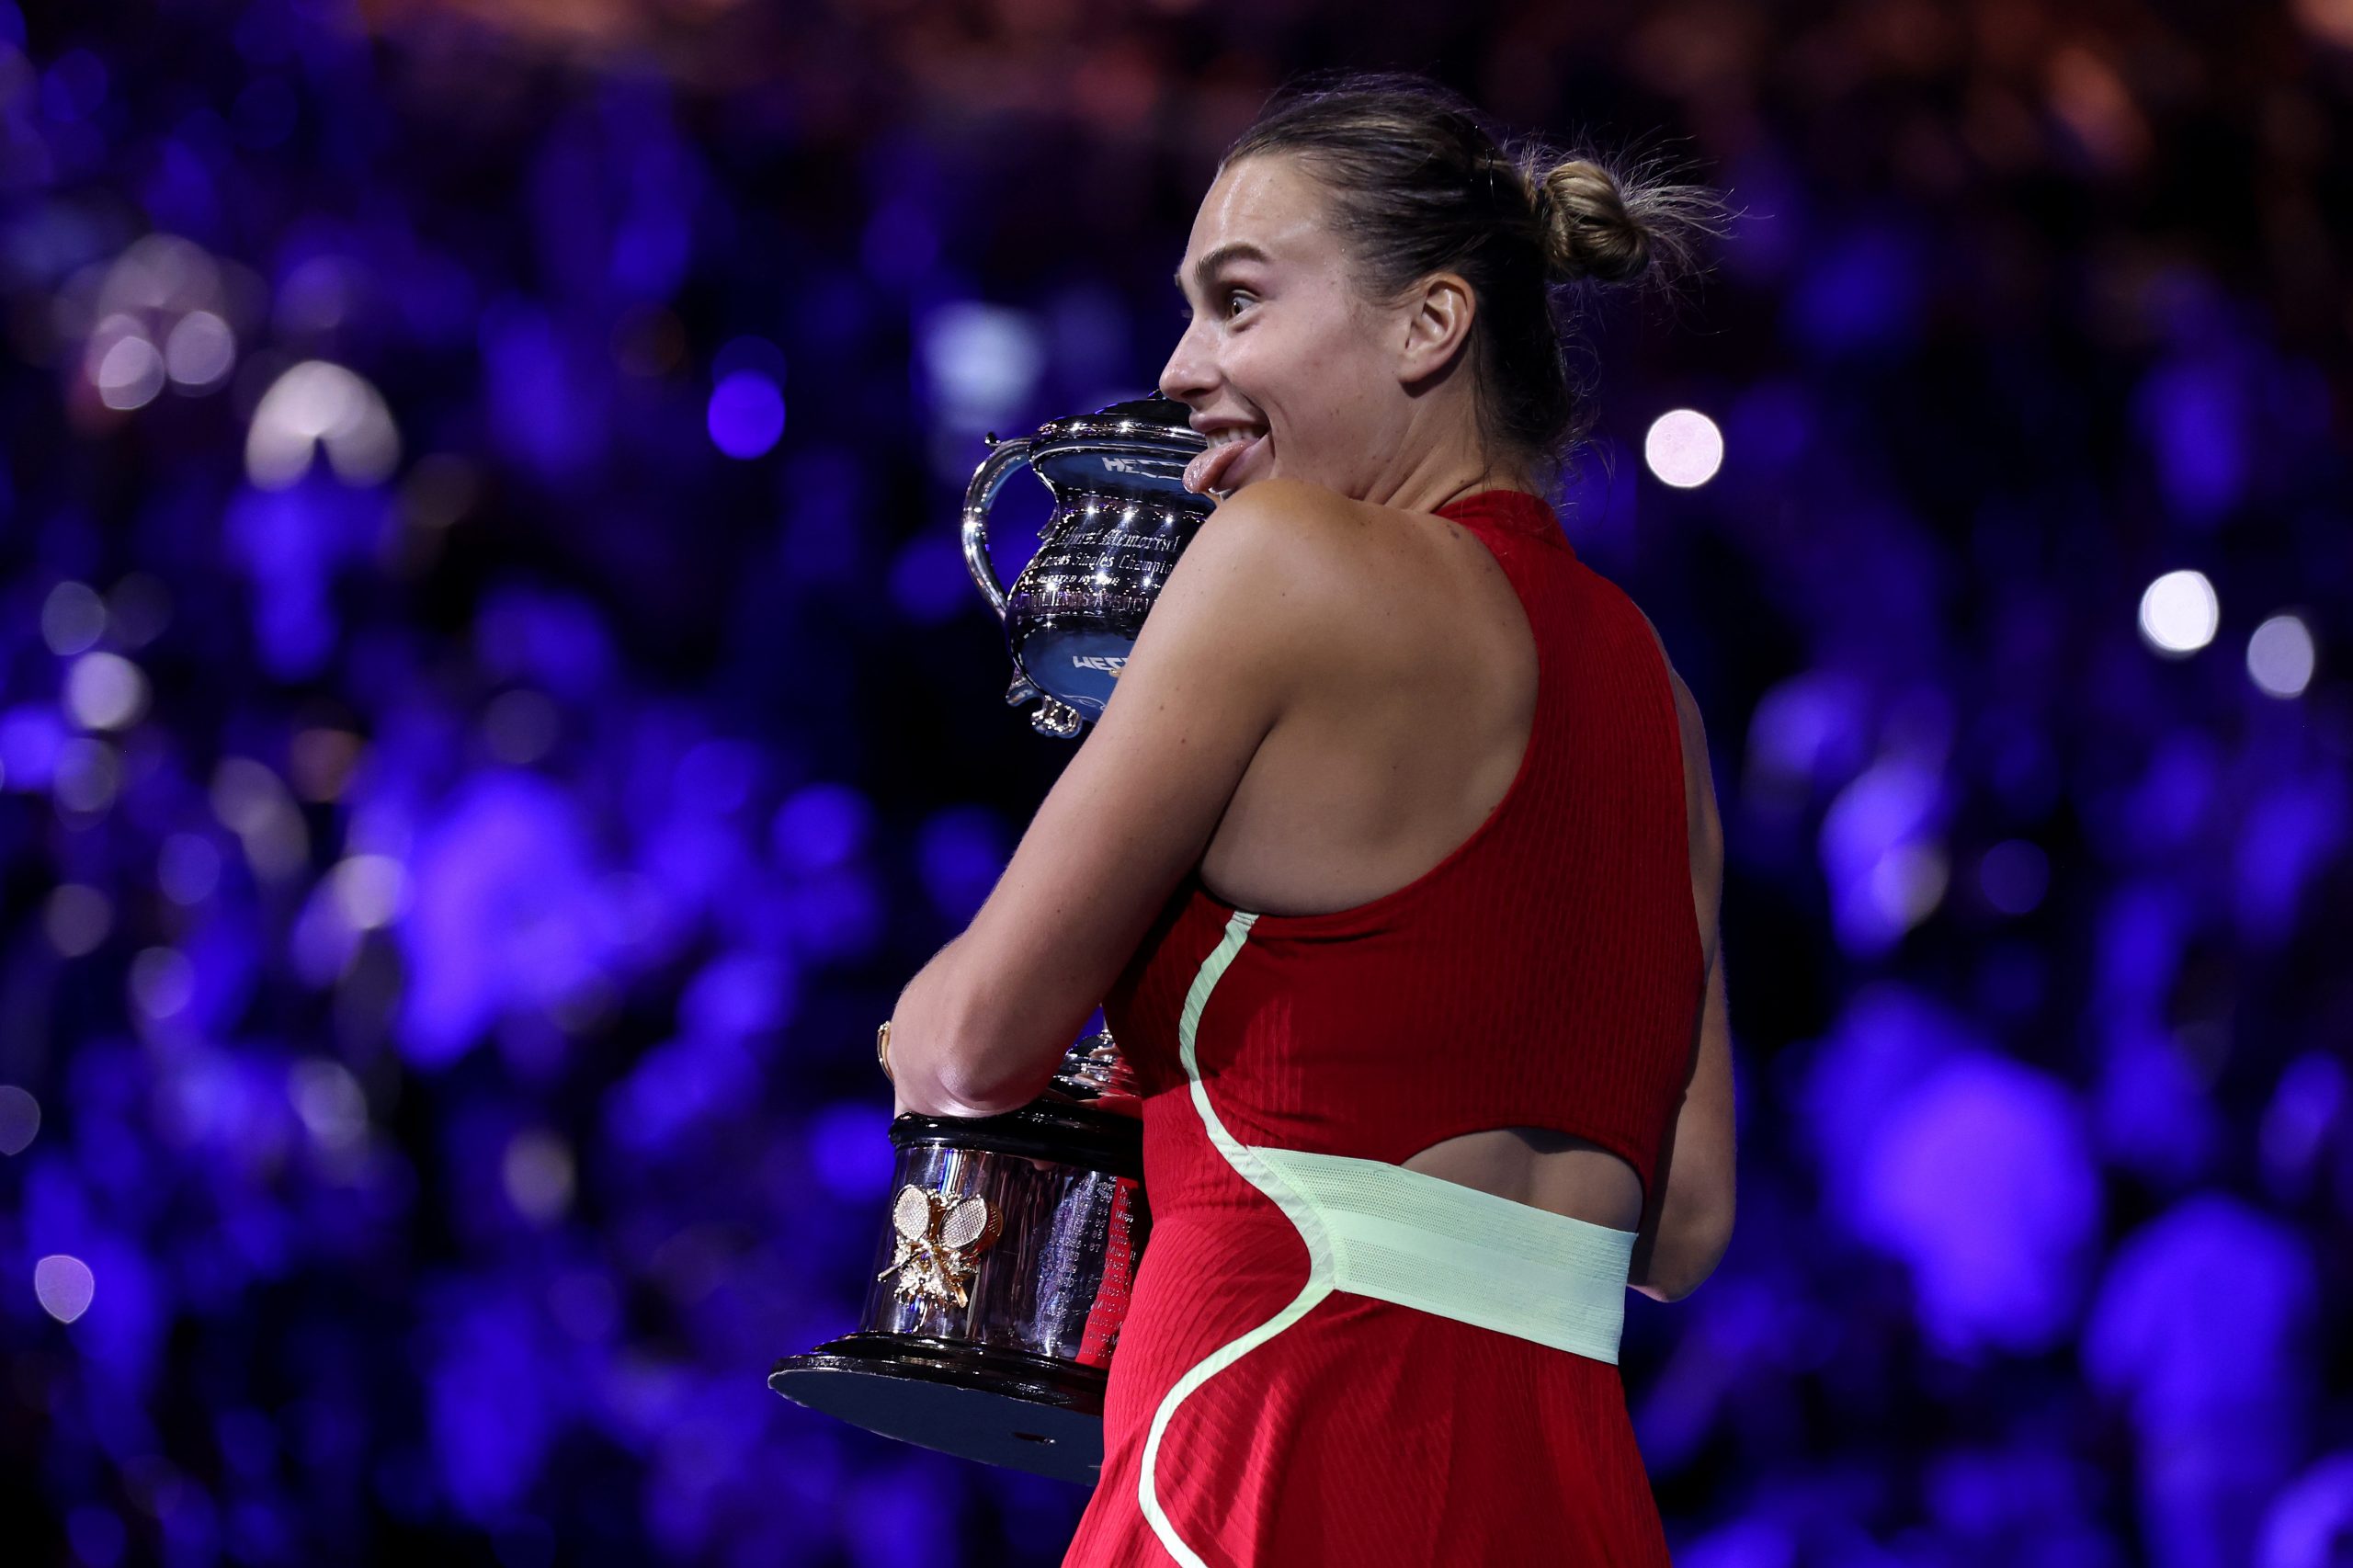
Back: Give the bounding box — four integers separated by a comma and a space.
1059, 486, 1703, 1566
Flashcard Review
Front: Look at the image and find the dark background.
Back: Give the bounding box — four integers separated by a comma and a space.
1, 0, 2348, 1563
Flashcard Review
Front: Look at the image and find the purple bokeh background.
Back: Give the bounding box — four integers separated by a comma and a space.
1, 1, 2348, 1563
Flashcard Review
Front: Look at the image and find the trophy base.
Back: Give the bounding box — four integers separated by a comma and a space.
769, 1331, 1108, 1483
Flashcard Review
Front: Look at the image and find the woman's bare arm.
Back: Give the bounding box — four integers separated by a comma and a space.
1627, 642, 1737, 1303
1631, 946, 1735, 1301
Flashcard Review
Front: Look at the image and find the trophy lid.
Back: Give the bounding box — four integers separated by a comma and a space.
1014, 394, 1207, 506
1023, 392, 1201, 449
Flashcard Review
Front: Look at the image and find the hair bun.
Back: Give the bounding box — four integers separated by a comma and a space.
1537, 158, 1653, 285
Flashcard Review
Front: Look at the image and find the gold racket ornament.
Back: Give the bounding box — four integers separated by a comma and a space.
770, 1028, 1151, 1482
878, 1184, 1004, 1310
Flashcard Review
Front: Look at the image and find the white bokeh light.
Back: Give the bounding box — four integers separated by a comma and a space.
289, 1059, 369, 1151
1643, 408, 1725, 489
1870, 842, 1950, 933
63, 651, 148, 731
329, 855, 409, 930
920, 301, 1043, 433
59, 235, 251, 418
92, 331, 166, 410
2246, 613, 2315, 699
244, 360, 401, 489
164, 310, 236, 390
2139, 569, 2219, 656
94, 233, 221, 319
34, 1255, 95, 1323
210, 758, 309, 881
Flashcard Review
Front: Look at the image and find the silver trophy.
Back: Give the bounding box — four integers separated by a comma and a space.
960, 393, 1215, 737
768, 1035, 1147, 1483
771, 398, 1213, 1483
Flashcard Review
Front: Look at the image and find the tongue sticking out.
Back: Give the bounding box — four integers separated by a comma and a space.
1185, 432, 1263, 495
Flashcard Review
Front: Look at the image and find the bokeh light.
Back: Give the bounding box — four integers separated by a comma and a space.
128, 946, 195, 1020
0, 7, 2344, 1566
155, 833, 221, 905
52, 737, 119, 814
2247, 613, 2317, 699
328, 854, 409, 929
707, 369, 786, 459
163, 308, 236, 390
89, 325, 165, 410
922, 301, 1044, 437
41, 581, 107, 655
288, 1058, 369, 1152
210, 757, 308, 880
0, 1085, 40, 1155
63, 651, 148, 730
503, 1129, 576, 1223
34, 1255, 97, 1324
2139, 569, 2220, 656
1643, 407, 1725, 488
43, 882, 112, 956
244, 360, 401, 488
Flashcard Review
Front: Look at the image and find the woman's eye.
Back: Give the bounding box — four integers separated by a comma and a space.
1173, 290, 1252, 324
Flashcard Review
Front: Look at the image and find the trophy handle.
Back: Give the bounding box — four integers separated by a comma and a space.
960, 434, 1038, 623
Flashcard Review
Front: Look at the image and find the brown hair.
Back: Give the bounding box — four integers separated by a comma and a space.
1222, 70, 1732, 483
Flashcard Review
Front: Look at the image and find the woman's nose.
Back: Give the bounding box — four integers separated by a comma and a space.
1157, 318, 1214, 406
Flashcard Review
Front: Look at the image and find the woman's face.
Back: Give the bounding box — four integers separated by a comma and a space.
1159, 154, 1419, 501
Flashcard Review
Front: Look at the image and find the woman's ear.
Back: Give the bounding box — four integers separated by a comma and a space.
1396, 273, 1475, 384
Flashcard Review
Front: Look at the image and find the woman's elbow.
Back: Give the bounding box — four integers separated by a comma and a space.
1631, 1208, 1734, 1304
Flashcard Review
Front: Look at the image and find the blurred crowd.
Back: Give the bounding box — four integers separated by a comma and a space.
0, 0, 2347, 1564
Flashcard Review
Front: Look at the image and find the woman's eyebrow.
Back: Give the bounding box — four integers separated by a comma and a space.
1173, 241, 1272, 298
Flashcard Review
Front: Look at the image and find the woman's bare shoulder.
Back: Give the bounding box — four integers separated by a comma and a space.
1208, 477, 1389, 543
1180, 484, 1504, 766
1194, 480, 1425, 621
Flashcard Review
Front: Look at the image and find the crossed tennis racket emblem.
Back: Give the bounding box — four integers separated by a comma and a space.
878, 1183, 1005, 1310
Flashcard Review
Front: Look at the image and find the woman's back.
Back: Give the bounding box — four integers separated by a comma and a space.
1188, 481, 1710, 1233
1062, 483, 1700, 1566
1190, 487, 1541, 922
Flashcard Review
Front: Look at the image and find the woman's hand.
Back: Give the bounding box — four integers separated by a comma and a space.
889, 1076, 1014, 1120
889, 1080, 976, 1120
882, 937, 1035, 1119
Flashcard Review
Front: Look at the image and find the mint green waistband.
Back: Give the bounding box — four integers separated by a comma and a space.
1249, 1145, 1636, 1365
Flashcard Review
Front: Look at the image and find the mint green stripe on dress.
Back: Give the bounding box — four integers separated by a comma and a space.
1251, 1145, 1634, 1365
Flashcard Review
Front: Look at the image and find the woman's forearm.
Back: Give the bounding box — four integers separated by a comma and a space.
886, 934, 1002, 1119
1629, 1194, 1734, 1302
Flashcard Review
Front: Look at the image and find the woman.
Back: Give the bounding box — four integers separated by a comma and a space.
884, 71, 1737, 1564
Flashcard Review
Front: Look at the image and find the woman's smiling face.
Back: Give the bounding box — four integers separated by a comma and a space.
1159, 154, 1422, 501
